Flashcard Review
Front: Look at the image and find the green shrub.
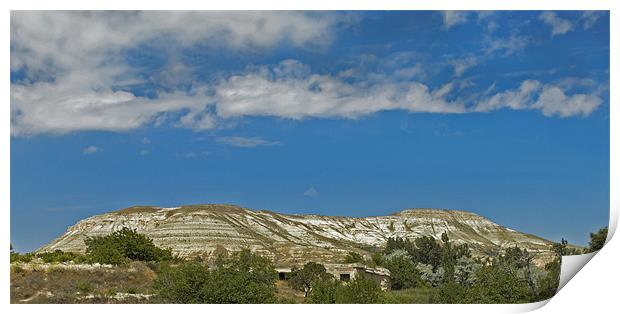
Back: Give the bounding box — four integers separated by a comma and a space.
306, 277, 341, 304
588, 227, 608, 252
76, 281, 94, 294
85, 227, 173, 265
154, 262, 210, 303
37, 250, 78, 263
335, 274, 382, 304
10, 251, 34, 263
384, 253, 423, 289
343, 251, 364, 264
153, 250, 278, 304
288, 262, 332, 296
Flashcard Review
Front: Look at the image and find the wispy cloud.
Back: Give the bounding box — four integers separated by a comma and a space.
484, 35, 528, 56
442, 11, 468, 30
139, 149, 149, 156
82, 146, 100, 155
10, 11, 337, 136
539, 12, 573, 36
474, 80, 603, 117
303, 186, 318, 197
217, 136, 281, 148
580, 11, 601, 30
450, 56, 477, 77
180, 151, 211, 158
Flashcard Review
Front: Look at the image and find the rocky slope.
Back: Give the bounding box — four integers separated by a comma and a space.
38, 204, 556, 266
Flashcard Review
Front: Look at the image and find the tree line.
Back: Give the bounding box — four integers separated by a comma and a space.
10, 226, 609, 303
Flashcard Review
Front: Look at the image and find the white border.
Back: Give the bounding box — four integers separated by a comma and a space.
2, 1, 617, 313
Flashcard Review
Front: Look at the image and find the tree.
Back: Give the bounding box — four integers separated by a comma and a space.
370, 252, 384, 267
384, 252, 423, 289
587, 227, 608, 252
412, 236, 442, 271
334, 274, 382, 304
154, 249, 278, 304
466, 262, 532, 303
306, 277, 341, 304
384, 237, 415, 255
85, 227, 173, 265
343, 251, 364, 264
454, 256, 478, 286
551, 238, 581, 256
203, 249, 278, 303
416, 263, 445, 287
500, 246, 536, 296
36, 250, 78, 263
154, 262, 211, 303
288, 262, 332, 297
536, 258, 561, 300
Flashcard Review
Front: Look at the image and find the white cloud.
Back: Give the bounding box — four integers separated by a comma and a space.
82, 146, 100, 155
450, 56, 477, 77
303, 186, 318, 197
217, 136, 281, 148
539, 12, 573, 36
474, 80, 603, 117
580, 11, 601, 30
532, 86, 602, 118
10, 11, 605, 137
442, 11, 468, 30
484, 35, 528, 56
11, 11, 335, 136
214, 60, 466, 120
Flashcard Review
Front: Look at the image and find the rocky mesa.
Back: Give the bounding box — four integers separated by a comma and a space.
38, 204, 556, 266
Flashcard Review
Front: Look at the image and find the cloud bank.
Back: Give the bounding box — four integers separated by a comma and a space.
10, 11, 606, 137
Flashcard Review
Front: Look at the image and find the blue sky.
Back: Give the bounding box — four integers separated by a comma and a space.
11, 11, 609, 252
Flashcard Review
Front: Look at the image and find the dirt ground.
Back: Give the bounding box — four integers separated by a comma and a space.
10, 261, 156, 304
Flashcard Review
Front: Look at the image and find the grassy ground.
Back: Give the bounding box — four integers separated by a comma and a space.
382, 287, 438, 304
11, 261, 436, 304
10, 261, 156, 304
275, 280, 306, 303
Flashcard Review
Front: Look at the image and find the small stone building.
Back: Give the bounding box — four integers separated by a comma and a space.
276, 263, 391, 291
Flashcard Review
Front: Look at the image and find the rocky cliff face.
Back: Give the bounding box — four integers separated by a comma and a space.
38, 204, 556, 266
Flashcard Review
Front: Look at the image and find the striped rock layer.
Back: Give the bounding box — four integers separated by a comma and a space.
38, 204, 556, 266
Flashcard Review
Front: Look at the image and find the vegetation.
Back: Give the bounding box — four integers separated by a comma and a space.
13, 226, 607, 304
552, 238, 581, 256
85, 227, 174, 265
587, 226, 608, 252
10, 245, 34, 263
37, 250, 81, 263
154, 249, 277, 303
288, 262, 332, 296
343, 251, 364, 264
307, 274, 382, 304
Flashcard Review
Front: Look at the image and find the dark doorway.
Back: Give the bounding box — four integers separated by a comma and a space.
278, 272, 287, 280
339, 273, 351, 282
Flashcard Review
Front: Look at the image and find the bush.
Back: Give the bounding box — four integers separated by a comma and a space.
384, 253, 423, 289
10, 245, 34, 263
154, 262, 210, 303
588, 227, 608, 252
288, 262, 332, 296
153, 249, 278, 304
465, 263, 532, 303
85, 227, 173, 265
203, 250, 277, 303
37, 250, 79, 263
335, 274, 383, 304
307, 274, 382, 304
343, 251, 364, 264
